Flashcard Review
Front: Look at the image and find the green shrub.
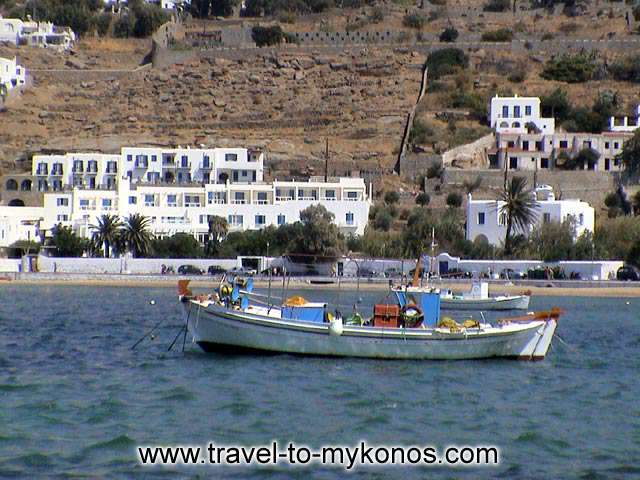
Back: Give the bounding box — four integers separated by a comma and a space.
403, 12, 426, 29
439, 26, 458, 42
541, 52, 600, 83
610, 55, 640, 83
408, 118, 435, 145
94, 12, 112, 36
507, 66, 527, 83
481, 28, 513, 42
483, 0, 510, 12
426, 48, 468, 79
416, 192, 431, 206
446, 192, 463, 208
252, 26, 284, 46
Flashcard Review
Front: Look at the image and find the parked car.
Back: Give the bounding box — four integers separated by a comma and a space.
178, 264, 204, 275
617, 265, 640, 281
384, 268, 403, 278
230, 266, 257, 276
500, 268, 526, 280
207, 265, 226, 275
360, 268, 383, 278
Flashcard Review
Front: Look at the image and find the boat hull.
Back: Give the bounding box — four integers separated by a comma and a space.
440, 295, 530, 311
183, 301, 555, 360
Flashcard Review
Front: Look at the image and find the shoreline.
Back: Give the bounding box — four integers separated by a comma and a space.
2, 274, 640, 297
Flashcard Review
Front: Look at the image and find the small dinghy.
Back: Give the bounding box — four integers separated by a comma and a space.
177, 279, 560, 361
439, 280, 530, 311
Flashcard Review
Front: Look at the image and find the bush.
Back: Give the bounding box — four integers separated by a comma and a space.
449, 90, 487, 120
113, 13, 136, 38
426, 48, 468, 79
541, 88, 571, 121
416, 192, 431, 206
446, 192, 463, 208
94, 12, 112, 37
541, 52, 600, 83
403, 13, 426, 29
252, 25, 284, 46
507, 66, 527, 83
483, 0, 510, 11
408, 118, 435, 145
481, 28, 513, 42
610, 55, 640, 83
373, 208, 394, 231
384, 191, 400, 205
439, 26, 458, 42
132, 3, 168, 38
426, 163, 444, 179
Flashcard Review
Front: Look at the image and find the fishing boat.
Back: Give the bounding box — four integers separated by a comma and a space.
177, 278, 560, 361
439, 280, 531, 311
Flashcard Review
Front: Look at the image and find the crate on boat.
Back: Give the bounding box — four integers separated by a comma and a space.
373, 304, 400, 328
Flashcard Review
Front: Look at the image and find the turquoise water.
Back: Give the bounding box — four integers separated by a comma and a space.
0, 285, 639, 479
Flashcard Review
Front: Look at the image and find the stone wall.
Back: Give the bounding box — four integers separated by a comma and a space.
441, 134, 495, 168
0, 173, 42, 206
443, 169, 617, 206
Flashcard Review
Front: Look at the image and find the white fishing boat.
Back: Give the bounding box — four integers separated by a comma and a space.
439, 280, 531, 311
177, 280, 559, 361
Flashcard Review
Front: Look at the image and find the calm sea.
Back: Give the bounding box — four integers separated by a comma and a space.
0, 285, 639, 479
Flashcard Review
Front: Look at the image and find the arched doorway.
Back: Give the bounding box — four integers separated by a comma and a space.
6, 179, 18, 191
8, 199, 25, 206
218, 172, 229, 184
164, 171, 175, 183
20, 179, 32, 191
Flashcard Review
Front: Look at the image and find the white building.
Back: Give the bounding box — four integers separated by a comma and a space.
0, 206, 44, 249
0, 16, 75, 50
25, 146, 371, 247
0, 57, 26, 93
489, 95, 555, 135
465, 186, 595, 247
609, 105, 640, 132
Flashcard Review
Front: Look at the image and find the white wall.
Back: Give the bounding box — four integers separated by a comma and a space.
489, 95, 555, 134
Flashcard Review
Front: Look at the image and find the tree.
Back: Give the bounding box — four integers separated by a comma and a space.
529, 219, 575, 262
541, 88, 571, 122
439, 26, 458, 42
497, 176, 537, 255
384, 191, 400, 205
446, 192, 463, 208
121, 213, 153, 257
426, 48, 468, 79
373, 208, 393, 231
252, 25, 284, 46
150, 233, 203, 258
287, 204, 344, 263
49, 223, 87, 257
416, 192, 430, 207
541, 52, 600, 83
633, 191, 640, 216
617, 129, 640, 175
90, 214, 123, 258
205, 215, 229, 256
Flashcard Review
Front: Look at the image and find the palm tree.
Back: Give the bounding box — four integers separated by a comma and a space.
497, 176, 538, 255
122, 213, 153, 257
90, 214, 123, 258
208, 215, 228, 242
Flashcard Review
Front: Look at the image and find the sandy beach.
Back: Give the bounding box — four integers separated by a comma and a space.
3, 274, 640, 297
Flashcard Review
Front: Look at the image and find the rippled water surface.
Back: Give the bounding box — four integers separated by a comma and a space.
1, 285, 639, 479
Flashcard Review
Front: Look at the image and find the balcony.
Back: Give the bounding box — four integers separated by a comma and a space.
322, 196, 337, 201
231, 199, 247, 205
51, 169, 64, 177
276, 196, 294, 202
298, 196, 317, 201
185, 202, 201, 208
72, 166, 84, 174
210, 198, 226, 204
255, 199, 269, 205
36, 166, 48, 176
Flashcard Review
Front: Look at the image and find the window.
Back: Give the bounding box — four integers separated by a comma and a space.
522, 141, 529, 151
498, 212, 506, 226
257, 192, 268, 204
199, 215, 207, 224
232, 171, 239, 182
578, 213, 584, 226
151, 155, 157, 162
167, 194, 177, 207
228, 214, 243, 226
129, 196, 137, 204
277, 214, 286, 226
541, 158, 549, 169
502, 105, 508, 118
102, 199, 112, 209
255, 215, 266, 226
477, 212, 485, 225
241, 170, 247, 177
127, 154, 132, 162
346, 212, 354, 225
513, 106, 521, 118
614, 142, 619, 149
56, 197, 69, 206
225, 153, 238, 162
535, 141, 543, 151
525, 105, 532, 116
559, 140, 568, 149
605, 158, 611, 171
325, 189, 336, 199
605, 142, 610, 149
57, 214, 69, 222
543, 213, 551, 223
144, 194, 155, 207
79, 199, 89, 209
509, 157, 518, 169
185, 195, 200, 207
347, 191, 358, 200
234, 192, 245, 204
203, 155, 210, 168
507, 141, 515, 148
181, 155, 189, 167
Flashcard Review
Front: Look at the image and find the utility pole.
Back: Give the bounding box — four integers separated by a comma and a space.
324, 138, 329, 182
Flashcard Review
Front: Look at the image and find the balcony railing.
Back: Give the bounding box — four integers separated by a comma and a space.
51, 169, 64, 176
210, 199, 227, 204
276, 196, 294, 201
72, 166, 84, 173
322, 197, 337, 201
231, 199, 247, 205
185, 202, 201, 208
298, 196, 317, 201
256, 199, 269, 205
167, 202, 178, 207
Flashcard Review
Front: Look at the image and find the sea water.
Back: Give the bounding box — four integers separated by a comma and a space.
0, 285, 639, 479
